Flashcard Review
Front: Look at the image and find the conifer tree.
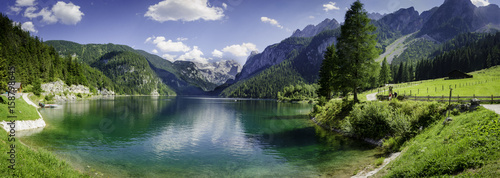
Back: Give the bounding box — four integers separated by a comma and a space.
335, 0, 379, 102
379, 57, 391, 85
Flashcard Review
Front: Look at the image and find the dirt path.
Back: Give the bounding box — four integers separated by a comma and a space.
366, 92, 378, 101
352, 152, 401, 178
482, 104, 500, 115
22, 93, 39, 108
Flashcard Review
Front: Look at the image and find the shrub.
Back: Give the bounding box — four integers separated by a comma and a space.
44, 94, 55, 101
348, 102, 391, 139
77, 93, 83, 98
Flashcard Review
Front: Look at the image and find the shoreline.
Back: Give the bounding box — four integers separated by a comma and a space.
0, 93, 46, 132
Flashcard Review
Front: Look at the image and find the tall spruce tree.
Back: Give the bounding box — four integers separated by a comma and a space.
379, 57, 391, 85
317, 44, 336, 100
335, 0, 379, 102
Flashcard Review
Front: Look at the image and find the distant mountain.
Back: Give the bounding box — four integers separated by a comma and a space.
193, 60, 241, 85
221, 0, 500, 99
291, 18, 340, 38
46, 40, 241, 94
377, 7, 422, 35
418, 0, 500, 41
236, 37, 312, 81
367, 12, 386, 20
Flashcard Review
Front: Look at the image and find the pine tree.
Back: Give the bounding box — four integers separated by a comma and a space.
379, 57, 391, 85
335, 0, 379, 102
317, 44, 336, 100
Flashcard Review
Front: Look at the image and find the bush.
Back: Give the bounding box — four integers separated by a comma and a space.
348, 102, 391, 139
77, 93, 83, 98
44, 94, 55, 101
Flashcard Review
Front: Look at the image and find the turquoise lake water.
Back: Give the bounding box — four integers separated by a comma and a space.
22, 96, 378, 177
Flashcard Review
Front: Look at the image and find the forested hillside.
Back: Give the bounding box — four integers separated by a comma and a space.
0, 13, 114, 93
391, 32, 500, 83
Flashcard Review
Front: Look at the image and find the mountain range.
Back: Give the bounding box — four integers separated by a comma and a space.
218, 0, 500, 98
16, 0, 500, 98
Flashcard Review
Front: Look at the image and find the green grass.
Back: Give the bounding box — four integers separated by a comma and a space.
0, 95, 40, 121
388, 66, 500, 97
0, 129, 88, 177
358, 66, 500, 102
382, 107, 500, 177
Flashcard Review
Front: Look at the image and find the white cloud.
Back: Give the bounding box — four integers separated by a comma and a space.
471, 0, 490, 6
260, 17, 283, 29
24, 7, 57, 24
146, 36, 191, 52
16, 0, 36, 7
145, 37, 152, 43
23, 1, 84, 25
52, 1, 84, 25
162, 54, 177, 62
21, 21, 37, 33
323, 2, 340, 12
152, 49, 159, 54
145, 0, 225, 22
177, 46, 209, 64
212, 49, 223, 58
176, 37, 188, 41
222, 3, 228, 9
9, 6, 22, 15
222, 43, 257, 57
309, 15, 315, 19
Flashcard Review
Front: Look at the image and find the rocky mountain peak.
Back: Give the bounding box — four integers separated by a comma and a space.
291, 18, 340, 38
378, 7, 422, 35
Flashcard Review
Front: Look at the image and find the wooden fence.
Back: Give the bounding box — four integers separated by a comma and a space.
378, 95, 500, 104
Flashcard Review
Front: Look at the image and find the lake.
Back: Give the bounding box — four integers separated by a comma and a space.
21, 96, 378, 177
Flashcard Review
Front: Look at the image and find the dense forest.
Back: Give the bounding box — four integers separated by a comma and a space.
391, 32, 500, 83
0, 13, 174, 95
220, 60, 305, 98
0, 13, 114, 93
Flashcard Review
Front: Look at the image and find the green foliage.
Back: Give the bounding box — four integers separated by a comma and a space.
32, 78, 42, 96
374, 157, 385, 167
44, 93, 55, 101
278, 83, 318, 101
379, 57, 391, 85
317, 44, 337, 99
414, 32, 500, 81
0, 96, 40, 121
221, 60, 305, 98
312, 100, 447, 151
385, 108, 500, 177
348, 102, 392, 139
335, 1, 379, 102
0, 129, 88, 177
391, 38, 438, 65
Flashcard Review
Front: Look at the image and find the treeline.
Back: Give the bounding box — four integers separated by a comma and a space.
277, 83, 318, 101
0, 13, 114, 93
93, 51, 174, 95
221, 60, 305, 98
391, 32, 500, 82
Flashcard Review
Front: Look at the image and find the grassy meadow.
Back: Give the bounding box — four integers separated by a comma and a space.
377, 107, 500, 177
0, 95, 40, 121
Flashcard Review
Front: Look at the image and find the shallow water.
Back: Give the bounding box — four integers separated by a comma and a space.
22, 96, 378, 177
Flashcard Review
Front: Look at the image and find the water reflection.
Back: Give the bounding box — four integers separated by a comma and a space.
23, 97, 377, 177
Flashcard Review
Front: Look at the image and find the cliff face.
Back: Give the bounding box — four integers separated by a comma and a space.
291, 18, 340, 38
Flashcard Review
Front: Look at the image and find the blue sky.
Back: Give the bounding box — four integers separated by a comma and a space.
2, 0, 499, 65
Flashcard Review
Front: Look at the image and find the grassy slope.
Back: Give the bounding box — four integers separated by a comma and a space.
0, 95, 39, 121
0, 129, 88, 177
378, 107, 500, 177
0, 95, 89, 177
390, 66, 500, 97
358, 65, 500, 102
